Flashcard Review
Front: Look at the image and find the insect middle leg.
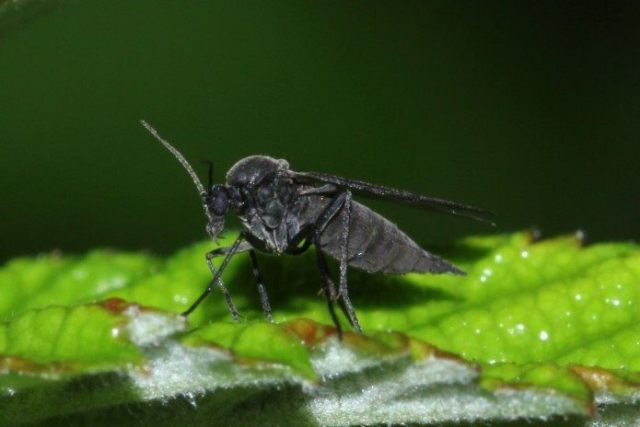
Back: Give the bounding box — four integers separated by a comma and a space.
248, 250, 273, 322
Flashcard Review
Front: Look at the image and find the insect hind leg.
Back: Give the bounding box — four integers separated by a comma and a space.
314, 247, 343, 339
313, 190, 362, 334
336, 190, 362, 332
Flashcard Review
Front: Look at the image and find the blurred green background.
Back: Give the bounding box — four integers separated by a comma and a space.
1, 1, 639, 261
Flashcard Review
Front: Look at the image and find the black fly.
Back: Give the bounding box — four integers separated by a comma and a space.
141, 121, 493, 335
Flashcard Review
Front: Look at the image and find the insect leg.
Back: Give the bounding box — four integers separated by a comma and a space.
285, 227, 313, 255
337, 190, 362, 332
314, 246, 343, 339
204, 249, 239, 320
202, 240, 254, 319
248, 250, 273, 322
312, 191, 363, 334
182, 234, 245, 317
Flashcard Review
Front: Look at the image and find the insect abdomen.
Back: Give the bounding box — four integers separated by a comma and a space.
318, 201, 463, 275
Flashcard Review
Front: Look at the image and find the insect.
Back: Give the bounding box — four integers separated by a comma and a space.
141, 120, 493, 335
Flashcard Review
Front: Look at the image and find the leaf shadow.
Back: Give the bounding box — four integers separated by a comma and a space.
222, 249, 464, 313
430, 240, 497, 266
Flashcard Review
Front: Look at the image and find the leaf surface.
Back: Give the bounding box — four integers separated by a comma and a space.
1, 231, 639, 426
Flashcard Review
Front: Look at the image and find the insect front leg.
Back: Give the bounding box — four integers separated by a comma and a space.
203, 247, 240, 320
248, 250, 273, 322
182, 234, 246, 318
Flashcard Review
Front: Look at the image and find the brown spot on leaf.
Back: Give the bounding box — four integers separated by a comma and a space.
284, 318, 336, 345
97, 297, 133, 314
0, 355, 71, 375
571, 365, 640, 395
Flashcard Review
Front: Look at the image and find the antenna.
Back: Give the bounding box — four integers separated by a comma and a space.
140, 120, 214, 223
140, 120, 207, 196
201, 160, 215, 190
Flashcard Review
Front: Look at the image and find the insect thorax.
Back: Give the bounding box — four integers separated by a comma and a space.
226, 156, 300, 253
225, 155, 289, 187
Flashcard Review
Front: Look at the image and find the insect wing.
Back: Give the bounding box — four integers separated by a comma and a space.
290, 171, 494, 225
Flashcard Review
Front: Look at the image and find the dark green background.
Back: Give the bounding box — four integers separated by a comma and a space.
1, 1, 639, 261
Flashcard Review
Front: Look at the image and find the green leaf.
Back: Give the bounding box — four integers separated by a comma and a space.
182, 321, 315, 380
0, 303, 142, 368
1, 231, 639, 426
